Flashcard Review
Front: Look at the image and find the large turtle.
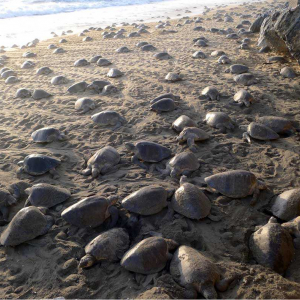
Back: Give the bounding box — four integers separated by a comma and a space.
15, 88, 31, 99
0, 189, 17, 221
233, 89, 254, 107
116, 46, 130, 53
24, 183, 71, 208
201, 86, 220, 100
204, 112, 234, 133
51, 75, 68, 85
205, 170, 267, 205
234, 73, 257, 86
249, 217, 294, 274
79, 228, 130, 268
177, 127, 210, 152
82, 146, 120, 178
282, 217, 300, 239
271, 188, 300, 221
97, 58, 112, 66
36, 66, 52, 75
5, 76, 19, 84
17, 154, 61, 176
32, 89, 52, 100
91, 111, 126, 130
125, 141, 172, 169
172, 115, 197, 132
150, 98, 176, 113
150, 93, 180, 104
170, 246, 233, 299
61, 195, 118, 228
226, 64, 249, 74
121, 186, 172, 215
256, 116, 293, 134
242, 122, 279, 143
153, 52, 172, 60
67, 81, 88, 94
74, 58, 89, 67
75, 98, 96, 113
120, 236, 178, 274
157, 152, 200, 178
31, 127, 66, 143
107, 68, 123, 78
0, 207, 53, 246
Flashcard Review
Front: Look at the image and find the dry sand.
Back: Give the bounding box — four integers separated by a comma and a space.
0, 0, 300, 298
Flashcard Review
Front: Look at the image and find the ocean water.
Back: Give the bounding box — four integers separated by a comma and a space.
0, 0, 253, 47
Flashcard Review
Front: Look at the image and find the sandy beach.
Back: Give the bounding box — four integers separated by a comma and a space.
0, 0, 300, 298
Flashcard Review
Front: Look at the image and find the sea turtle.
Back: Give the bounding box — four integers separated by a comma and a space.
205, 170, 267, 204
22, 52, 36, 58
36, 66, 53, 75
204, 112, 234, 132
157, 152, 200, 178
150, 93, 180, 104
0, 207, 53, 246
8, 181, 31, 201
102, 84, 118, 95
128, 32, 140, 38
125, 141, 172, 169
74, 58, 89, 67
116, 46, 130, 53
79, 228, 130, 268
249, 217, 294, 274
121, 186, 171, 215
82, 146, 120, 178
97, 58, 112, 66
141, 44, 157, 51
0, 67, 10, 75
282, 217, 300, 238
239, 43, 250, 50
194, 40, 208, 47
192, 51, 206, 59
67, 81, 88, 94
234, 73, 257, 86
90, 55, 102, 63
172, 115, 197, 132
24, 183, 71, 208
21, 61, 35, 69
53, 48, 66, 54
242, 122, 279, 143
32, 89, 52, 100
256, 116, 293, 134
226, 33, 239, 39
267, 56, 287, 64
150, 98, 176, 113
177, 127, 210, 152
1, 70, 16, 79
271, 188, 300, 221
153, 52, 172, 60
218, 55, 231, 64
15, 88, 31, 98
280, 67, 296, 78
211, 50, 225, 57
75, 98, 96, 113
91, 110, 126, 130
83, 36, 93, 42
5, 76, 19, 84
17, 154, 61, 176
61, 195, 119, 228
165, 73, 182, 82
226, 64, 249, 74
107, 68, 123, 78
120, 236, 178, 274
233, 89, 254, 107
87, 80, 111, 93
48, 44, 57, 49
172, 181, 211, 219
201, 86, 220, 100
59, 38, 67, 43
51, 75, 68, 85
136, 41, 149, 48
31, 127, 66, 143
170, 246, 233, 299
0, 189, 17, 221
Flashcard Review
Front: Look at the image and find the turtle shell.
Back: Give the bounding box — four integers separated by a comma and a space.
31, 127, 62, 143
257, 116, 293, 134
151, 98, 176, 112
87, 146, 120, 168
247, 122, 279, 140
169, 152, 199, 171
172, 115, 197, 132
135, 141, 172, 162
23, 154, 61, 175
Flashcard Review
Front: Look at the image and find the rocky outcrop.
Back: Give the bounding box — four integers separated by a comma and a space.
250, 13, 269, 32
258, 6, 300, 63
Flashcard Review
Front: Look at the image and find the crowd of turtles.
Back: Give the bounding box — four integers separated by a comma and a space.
0, 0, 300, 298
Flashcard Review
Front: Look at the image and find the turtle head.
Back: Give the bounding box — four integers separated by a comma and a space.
164, 238, 179, 251
17, 160, 24, 167
125, 142, 135, 153
176, 133, 184, 144
108, 195, 118, 206
170, 167, 180, 178
79, 254, 96, 269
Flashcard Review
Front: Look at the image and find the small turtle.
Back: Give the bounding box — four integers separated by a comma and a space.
0, 67, 10, 75
201, 86, 220, 100
157, 152, 200, 178
256, 116, 293, 134
226, 64, 249, 74
121, 236, 178, 274
172, 115, 197, 132
53, 48, 66, 54
31, 127, 66, 143
128, 32, 140, 38
22, 52, 36, 58
18, 154, 61, 176
194, 40, 208, 47
48, 44, 57, 49
150, 93, 180, 104
226, 33, 239, 39
1, 70, 16, 79
280, 67, 296, 78
165, 73, 182, 82
204, 112, 234, 132
36, 67, 53, 75
177, 127, 210, 152
75, 97, 96, 113
170, 246, 232, 299
121, 186, 170, 215
82, 146, 120, 178
102, 84, 118, 95
0, 189, 17, 221
0, 207, 53, 246
91, 110, 126, 130
172, 181, 211, 219
61, 195, 118, 228
192, 51, 206, 59
150, 98, 176, 113
136, 41, 149, 48
83, 36, 93, 42
242, 122, 279, 143
97, 58, 112, 66
59, 38, 67, 43
79, 228, 130, 268
90, 55, 102, 63
25, 183, 71, 208
67, 81, 88, 94
74, 58, 89, 67
153, 52, 172, 60
5, 76, 19, 84
125, 141, 172, 169
218, 55, 231, 64
249, 217, 294, 274
234, 73, 257, 86
21, 61, 35, 69
211, 50, 225, 57
116, 46, 130, 53
15, 88, 31, 98
8, 181, 31, 201
205, 170, 267, 204
51, 75, 68, 85
107, 68, 123, 78
233, 89, 254, 107
32, 89, 52, 100
271, 188, 300, 221
141, 44, 157, 51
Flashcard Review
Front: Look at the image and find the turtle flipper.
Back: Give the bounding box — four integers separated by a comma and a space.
132, 155, 147, 170
242, 132, 251, 143
107, 206, 119, 228
82, 167, 92, 176
79, 254, 96, 268
187, 138, 198, 152
91, 167, 100, 178
199, 282, 218, 299
156, 164, 171, 176
112, 121, 122, 131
